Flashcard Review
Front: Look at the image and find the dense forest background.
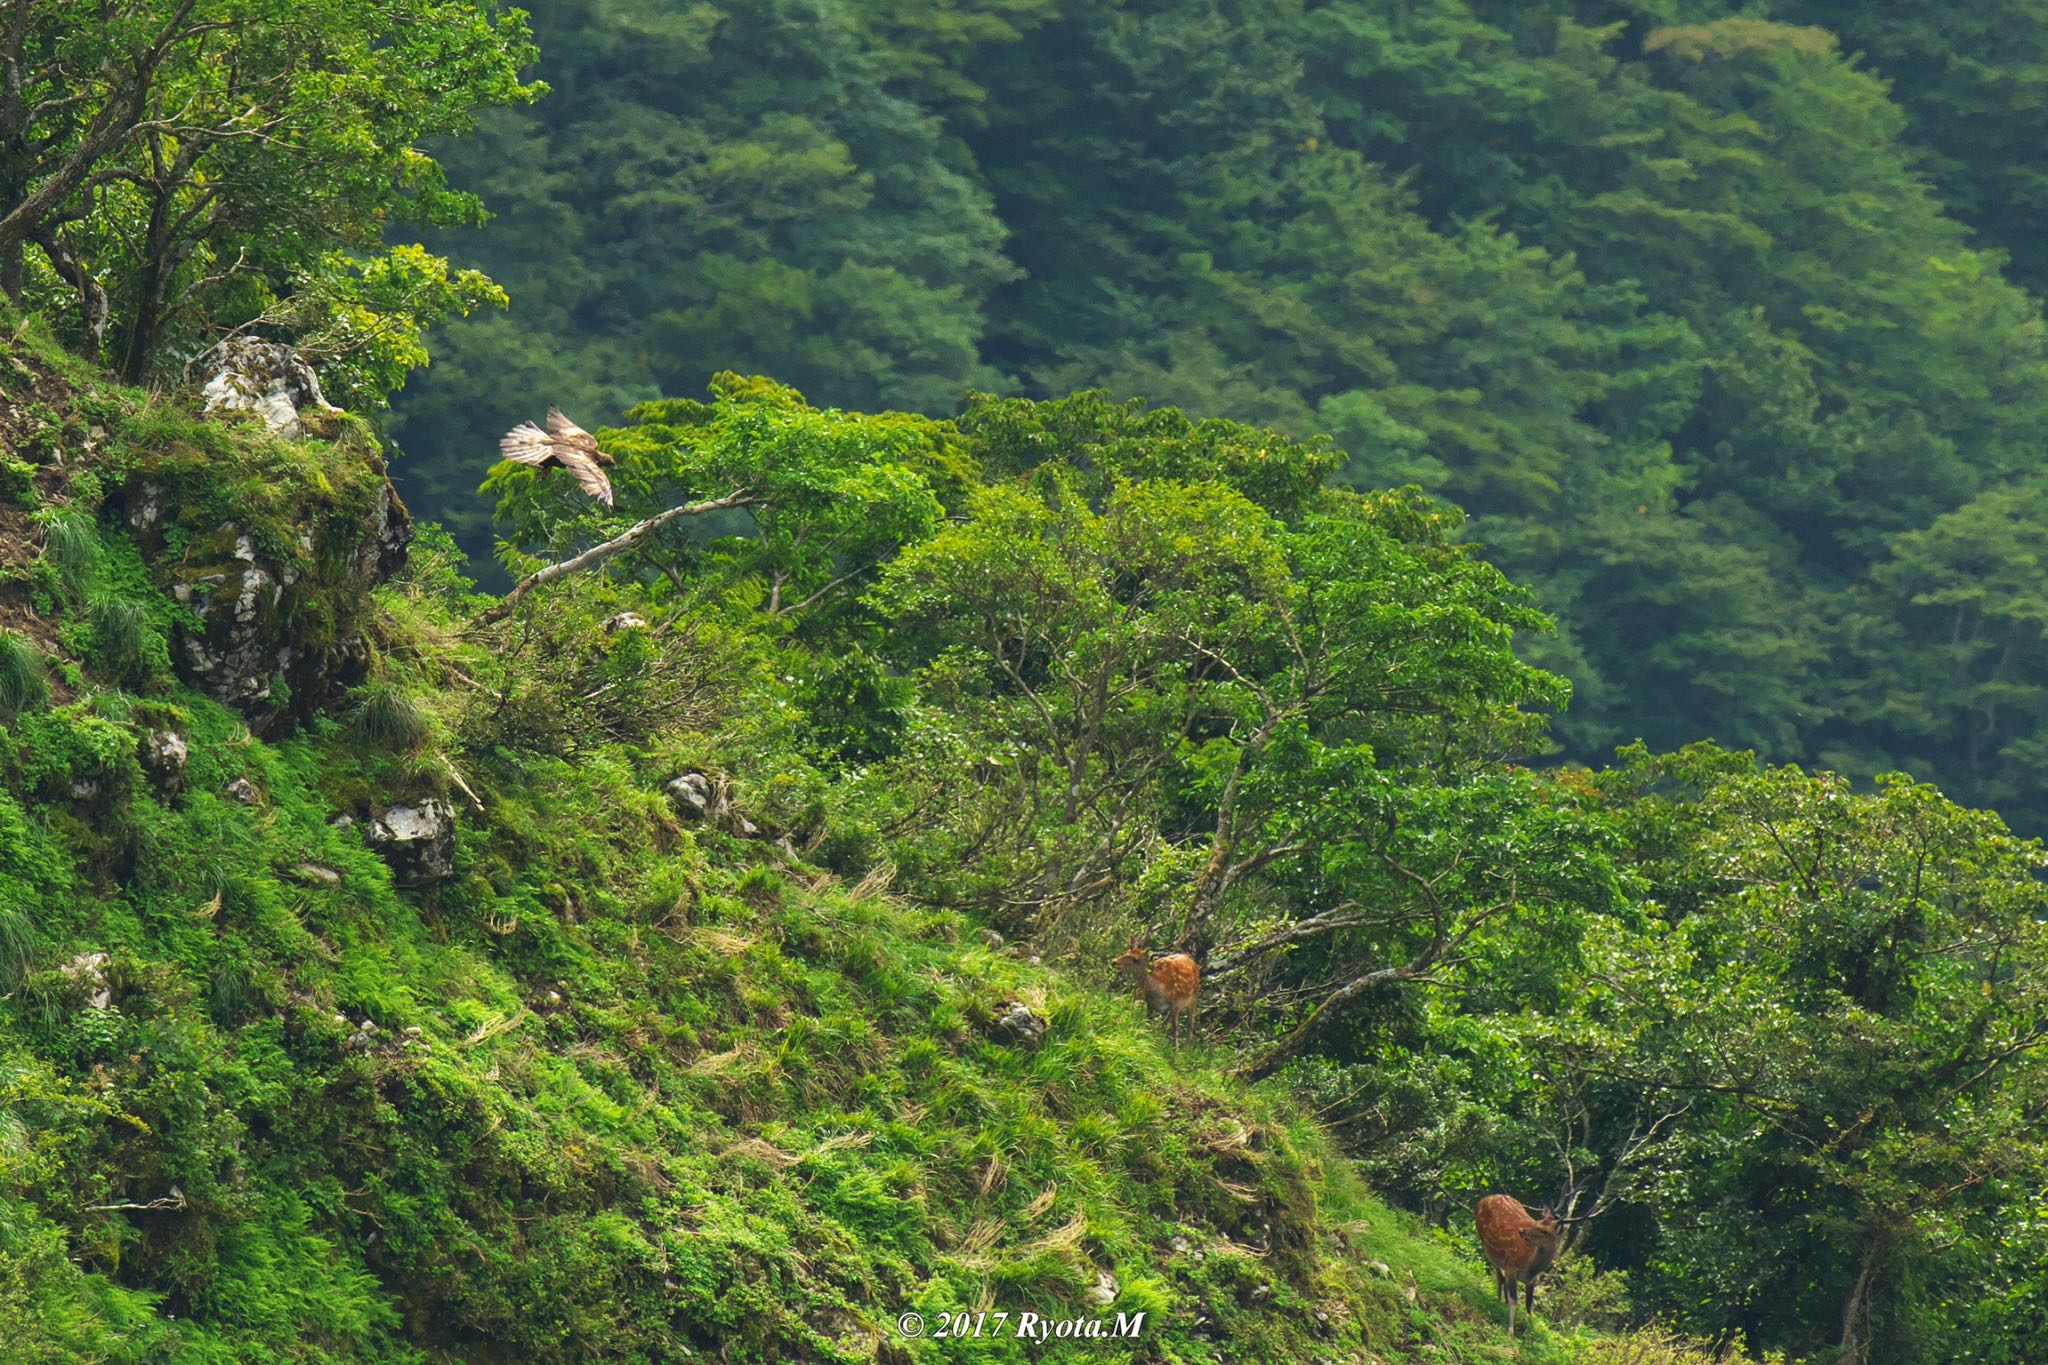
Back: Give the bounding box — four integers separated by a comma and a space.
7, 1, 2048, 1362
390, 0, 2048, 833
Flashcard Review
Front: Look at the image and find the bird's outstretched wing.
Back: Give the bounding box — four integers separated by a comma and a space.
556, 449, 615, 506
547, 408, 598, 453
499, 413, 614, 504
499, 421, 554, 466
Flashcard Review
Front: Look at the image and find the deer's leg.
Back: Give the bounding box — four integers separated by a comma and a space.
1525, 1277, 1536, 1315
1507, 1283, 1517, 1338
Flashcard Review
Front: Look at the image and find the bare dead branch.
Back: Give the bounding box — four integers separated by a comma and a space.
475, 490, 757, 627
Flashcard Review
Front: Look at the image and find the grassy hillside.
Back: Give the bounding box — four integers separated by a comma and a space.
0, 318, 1739, 1362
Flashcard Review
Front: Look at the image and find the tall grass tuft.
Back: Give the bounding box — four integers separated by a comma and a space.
208, 963, 249, 1026
351, 683, 434, 755
0, 896, 34, 987
0, 631, 49, 719
89, 596, 154, 686
39, 511, 99, 596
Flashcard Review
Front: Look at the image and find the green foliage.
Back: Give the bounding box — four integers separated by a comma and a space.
1774, 0, 2048, 297
35, 510, 98, 601
86, 596, 161, 688
490, 374, 960, 631
272, 245, 513, 412
4, 0, 539, 391
0, 633, 49, 720
10, 702, 142, 800
388, 0, 1028, 566
865, 448, 1597, 1054
386, 0, 2048, 841
0, 456, 35, 507
348, 683, 435, 756
14, 9, 2048, 1355
1558, 747, 2048, 1360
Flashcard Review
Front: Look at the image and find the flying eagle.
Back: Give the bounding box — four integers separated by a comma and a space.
498, 409, 616, 506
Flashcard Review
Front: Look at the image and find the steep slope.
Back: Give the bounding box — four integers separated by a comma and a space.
0, 319, 1710, 1362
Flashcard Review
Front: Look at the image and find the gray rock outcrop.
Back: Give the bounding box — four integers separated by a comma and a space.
665, 770, 760, 837
126, 468, 410, 732
138, 729, 188, 795
986, 1000, 1049, 1051
365, 799, 456, 887
197, 338, 342, 439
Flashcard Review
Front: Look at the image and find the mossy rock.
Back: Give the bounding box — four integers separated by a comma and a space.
117, 430, 411, 732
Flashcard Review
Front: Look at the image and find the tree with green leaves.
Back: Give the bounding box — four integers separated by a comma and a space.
1579, 745, 2048, 1361
486, 372, 963, 629
868, 393, 1628, 1093
1, 0, 538, 391
1293, 7, 2048, 818
1776, 0, 2048, 299
376, 0, 2048, 844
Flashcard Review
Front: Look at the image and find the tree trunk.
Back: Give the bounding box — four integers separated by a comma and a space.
120, 191, 171, 383
34, 229, 108, 354
1177, 749, 1249, 961
1839, 1240, 1881, 1365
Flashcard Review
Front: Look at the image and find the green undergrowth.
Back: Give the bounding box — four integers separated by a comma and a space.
0, 318, 1699, 1362
3, 685, 1592, 1362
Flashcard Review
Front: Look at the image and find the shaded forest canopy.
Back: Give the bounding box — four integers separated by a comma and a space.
385, 0, 2048, 835
4, 1, 2048, 1363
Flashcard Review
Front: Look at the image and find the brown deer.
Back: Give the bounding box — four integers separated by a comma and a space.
1475, 1195, 1565, 1338
1110, 936, 1200, 1047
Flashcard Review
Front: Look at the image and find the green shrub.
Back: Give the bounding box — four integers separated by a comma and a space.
0, 456, 36, 507
1565, 1324, 1786, 1365
0, 889, 35, 986
14, 704, 140, 796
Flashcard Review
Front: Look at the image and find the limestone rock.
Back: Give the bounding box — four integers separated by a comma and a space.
139, 729, 188, 795
342, 1018, 382, 1052
985, 1000, 1048, 1051
357, 474, 411, 583
62, 952, 112, 1010
132, 476, 411, 732
665, 771, 719, 822
365, 799, 456, 888
197, 338, 341, 440
122, 349, 413, 733
664, 769, 762, 837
